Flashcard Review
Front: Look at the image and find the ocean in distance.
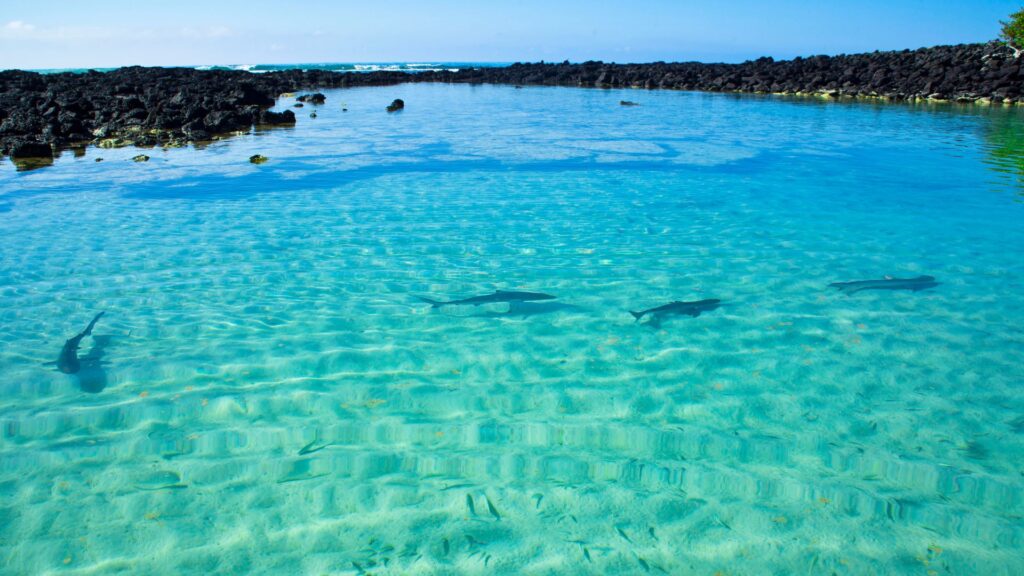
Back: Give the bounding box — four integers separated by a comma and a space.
28, 62, 504, 74
0, 81, 1023, 574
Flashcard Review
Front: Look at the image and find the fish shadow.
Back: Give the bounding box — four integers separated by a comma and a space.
477, 301, 584, 318
77, 335, 114, 393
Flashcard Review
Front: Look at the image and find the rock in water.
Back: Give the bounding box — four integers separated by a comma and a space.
10, 141, 53, 159
294, 102, 304, 108
259, 110, 296, 125
132, 154, 150, 162
249, 154, 268, 164
296, 93, 326, 104
386, 99, 405, 112
620, 100, 640, 106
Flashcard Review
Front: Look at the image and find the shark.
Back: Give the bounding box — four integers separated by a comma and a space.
629, 299, 721, 324
56, 312, 105, 374
829, 275, 938, 295
417, 290, 556, 308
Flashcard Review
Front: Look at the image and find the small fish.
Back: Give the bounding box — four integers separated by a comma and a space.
615, 525, 632, 543
583, 547, 592, 562
442, 538, 450, 556
465, 494, 477, 517
484, 495, 502, 520
417, 290, 556, 308
532, 493, 544, 509
829, 275, 939, 295
298, 439, 326, 455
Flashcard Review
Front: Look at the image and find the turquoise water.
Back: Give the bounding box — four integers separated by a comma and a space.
1, 84, 1023, 574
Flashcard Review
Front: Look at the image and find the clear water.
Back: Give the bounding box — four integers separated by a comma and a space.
1, 84, 1023, 574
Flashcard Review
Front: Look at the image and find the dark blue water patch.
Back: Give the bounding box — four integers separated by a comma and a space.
114, 153, 775, 202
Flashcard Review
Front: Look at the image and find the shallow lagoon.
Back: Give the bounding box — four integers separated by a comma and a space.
1, 84, 1023, 574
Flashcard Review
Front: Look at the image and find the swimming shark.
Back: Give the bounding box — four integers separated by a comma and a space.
417, 290, 556, 308
829, 275, 938, 295
56, 312, 105, 374
629, 299, 721, 323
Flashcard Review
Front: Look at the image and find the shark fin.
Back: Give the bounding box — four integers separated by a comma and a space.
629, 311, 644, 322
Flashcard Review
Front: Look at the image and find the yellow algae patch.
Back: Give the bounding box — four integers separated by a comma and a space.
928, 544, 943, 555
818, 497, 830, 505
771, 516, 788, 524
139, 391, 149, 398
63, 556, 71, 565
365, 399, 386, 408
144, 512, 160, 520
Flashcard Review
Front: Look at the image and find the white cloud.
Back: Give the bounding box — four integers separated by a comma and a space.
4, 20, 36, 34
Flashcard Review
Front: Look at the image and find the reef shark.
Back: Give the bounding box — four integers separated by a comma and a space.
629, 299, 721, 323
829, 275, 938, 295
417, 290, 556, 308
56, 312, 105, 374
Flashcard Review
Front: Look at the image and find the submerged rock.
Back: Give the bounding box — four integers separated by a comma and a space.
249, 154, 268, 164
132, 154, 150, 162
294, 102, 304, 108
386, 98, 405, 112
620, 100, 640, 106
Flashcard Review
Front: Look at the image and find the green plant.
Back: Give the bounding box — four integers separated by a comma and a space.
1000, 8, 1024, 57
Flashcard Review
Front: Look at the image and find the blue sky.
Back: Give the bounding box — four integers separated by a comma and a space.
1, 0, 1020, 69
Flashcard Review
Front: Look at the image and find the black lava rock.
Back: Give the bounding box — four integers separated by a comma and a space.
296, 92, 326, 104
2, 43, 1022, 163
386, 99, 405, 112
9, 140, 53, 158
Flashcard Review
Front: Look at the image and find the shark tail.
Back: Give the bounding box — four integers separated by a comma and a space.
416, 296, 446, 309
629, 310, 644, 322
85, 311, 105, 334
828, 283, 856, 296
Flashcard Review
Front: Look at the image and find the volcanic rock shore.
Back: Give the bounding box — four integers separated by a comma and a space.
2, 42, 1022, 162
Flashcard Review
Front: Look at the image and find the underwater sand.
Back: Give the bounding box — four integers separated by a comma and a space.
0, 84, 1023, 574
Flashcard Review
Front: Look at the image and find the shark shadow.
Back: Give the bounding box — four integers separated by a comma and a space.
77, 334, 113, 393
478, 301, 584, 318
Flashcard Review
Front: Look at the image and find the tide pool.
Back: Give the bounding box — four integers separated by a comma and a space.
1, 84, 1022, 574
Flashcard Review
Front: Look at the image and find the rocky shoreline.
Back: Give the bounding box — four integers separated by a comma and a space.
2, 42, 1022, 163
